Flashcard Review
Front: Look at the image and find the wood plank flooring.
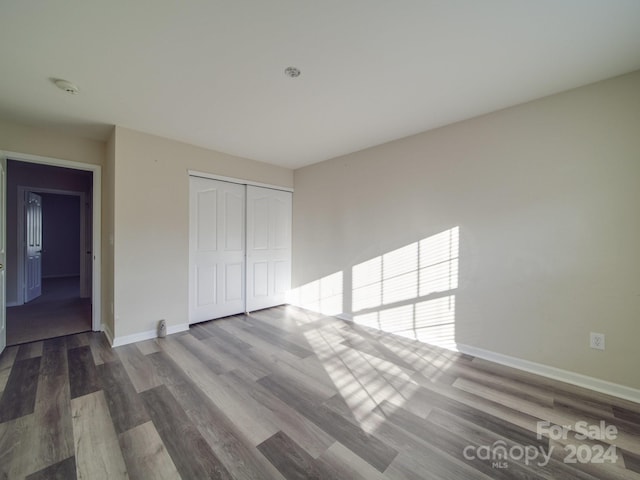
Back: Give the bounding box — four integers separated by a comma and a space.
1, 305, 639, 479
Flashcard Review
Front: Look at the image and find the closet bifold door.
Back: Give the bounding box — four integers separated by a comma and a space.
245, 185, 292, 312
189, 177, 245, 324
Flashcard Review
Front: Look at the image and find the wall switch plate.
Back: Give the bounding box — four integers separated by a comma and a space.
590, 332, 605, 350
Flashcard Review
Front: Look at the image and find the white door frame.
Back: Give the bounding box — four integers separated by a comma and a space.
187, 170, 294, 193
1, 150, 102, 332
16, 187, 90, 304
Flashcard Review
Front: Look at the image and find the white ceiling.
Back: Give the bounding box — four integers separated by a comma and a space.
1, 1, 639, 169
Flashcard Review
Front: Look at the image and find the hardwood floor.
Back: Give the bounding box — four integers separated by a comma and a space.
0, 305, 639, 479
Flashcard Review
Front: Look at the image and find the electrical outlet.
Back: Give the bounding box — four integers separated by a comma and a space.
590, 332, 605, 350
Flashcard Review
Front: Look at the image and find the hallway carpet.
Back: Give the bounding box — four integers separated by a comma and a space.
6, 277, 91, 345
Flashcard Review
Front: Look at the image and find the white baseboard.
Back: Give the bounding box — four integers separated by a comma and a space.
457, 343, 640, 404
110, 323, 189, 347
336, 313, 354, 322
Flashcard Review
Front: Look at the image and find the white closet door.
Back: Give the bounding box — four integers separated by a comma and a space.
189, 177, 245, 324
246, 185, 292, 312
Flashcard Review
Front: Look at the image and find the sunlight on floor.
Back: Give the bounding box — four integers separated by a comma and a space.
285, 304, 460, 432
299, 316, 421, 430
286, 227, 461, 429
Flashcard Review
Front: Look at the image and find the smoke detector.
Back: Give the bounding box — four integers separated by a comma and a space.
54, 79, 79, 95
284, 67, 301, 78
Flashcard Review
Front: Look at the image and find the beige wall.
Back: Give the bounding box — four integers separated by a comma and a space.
292, 71, 640, 389
112, 127, 293, 338
0, 120, 104, 166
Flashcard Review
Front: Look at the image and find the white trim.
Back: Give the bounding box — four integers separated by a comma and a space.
456, 343, 640, 404
188, 170, 294, 192
111, 330, 155, 347
4, 151, 96, 172
92, 168, 102, 333
336, 313, 354, 322
111, 323, 189, 347
168, 323, 190, 335
2, 150, 102, 332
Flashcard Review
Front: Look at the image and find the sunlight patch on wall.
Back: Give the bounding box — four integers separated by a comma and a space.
287, 271, 343, 316
354, 296, 456, 350
352, 257, 382, 310
352, 227, 459, 350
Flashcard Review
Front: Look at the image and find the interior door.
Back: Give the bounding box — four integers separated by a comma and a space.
25, 191, 42, 303
189, 177, 245, 324
246, 186, 292, 312
0, 157, 6, 354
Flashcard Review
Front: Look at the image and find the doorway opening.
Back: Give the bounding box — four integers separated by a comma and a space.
6, 160, 93, 345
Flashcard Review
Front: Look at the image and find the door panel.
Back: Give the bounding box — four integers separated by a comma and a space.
252, 262, 269, 297
196, 265, 217, 306
273, 198, 289, 249
274, 260, 289, 293
25, 192, 42, 303
251, 197, 269, 250
196, 189, 217, 250
189, 177, 245, 323
224, 192, 243, 251
225, 263, 243, 301
246, 186, 292, 312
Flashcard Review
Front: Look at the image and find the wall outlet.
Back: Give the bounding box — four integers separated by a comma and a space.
590, 332, 605, 350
